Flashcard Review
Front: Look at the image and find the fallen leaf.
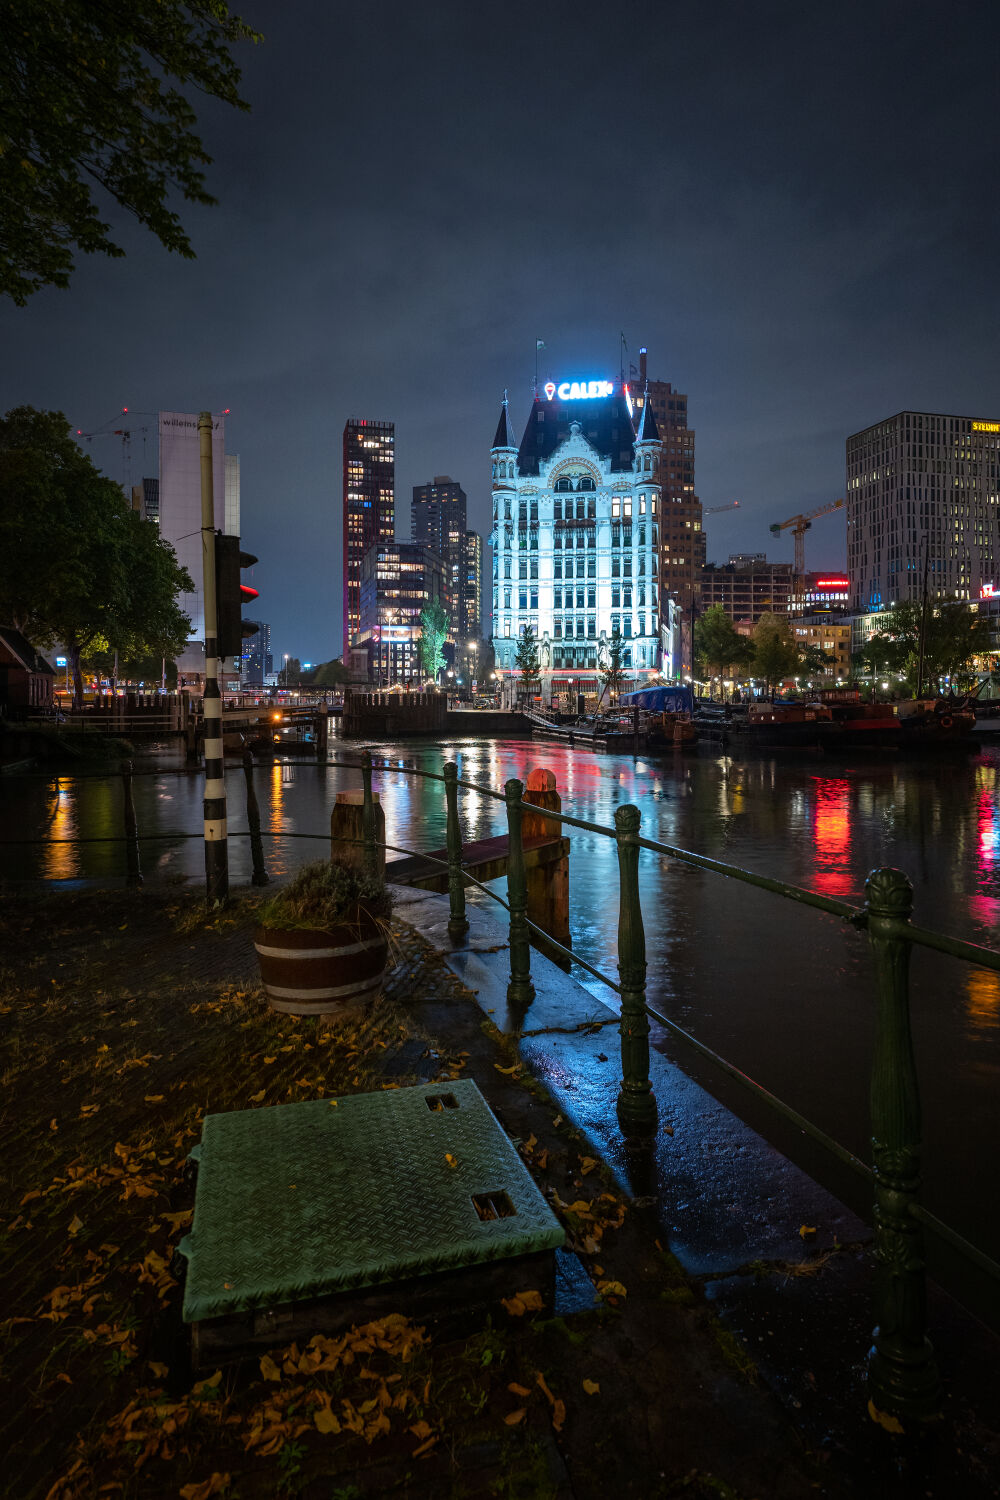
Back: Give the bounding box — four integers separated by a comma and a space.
263, 1056, 276, 1065
507, 1382, 532, 1398
580, 1157, 598, 1175
444, 1153, 458, 1169
504, 1408, 527, 1426
551, 1398, 566, 1432
413, 1434, 438, 1456
179, 1475, 230, 1500
501, 1290, 544, 1317
535, 1371, 556, 1406
148, 1361, 169, 1379
582, 1379, 600, 1395
799, 1225, 818, 1239
493, 1064, 521, 1076
597, 1280, 627, 1299
552, 1114, 563, 1127
67, 1215, 83, 1237
663, 1125, 674, 1136
314, 1407, 341, 1434
408, 1419, 434, 1440
867, 1399, 905, 1434
249, 1090, 266, 1104
192, 1370, 222, 1397
49, 1119, 58, 1132
144, 1095, 165, 1104
259, 1354, 281, 1382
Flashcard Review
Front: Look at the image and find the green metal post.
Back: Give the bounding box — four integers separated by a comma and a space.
505, 778, 535, 1007
615, 804, 656, 1134
242, 748, 269, 887
864, 866, 942, 1421
443, 761, 469, 939
360, 748, 377, 877
122, 759, 142, 888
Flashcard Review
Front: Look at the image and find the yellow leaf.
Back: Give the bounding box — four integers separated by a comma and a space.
259, 1354, 281, 1382
552, 1114, 562, 1127
582, 1378, 600, 1395
504, 1408, 527, 1426
551, 1398, 566, 1432
179, 1475, 231, 1500
263, 1056, 276, 1064
507, 1382, 532, 1398
868, 1399, 905, 1434
249, 1090, 266, 1104
663, 1124, 674, 1136
144, 1095, 165, 1104
493, 1064, 522, 1076
67, 1215, 83, 1237
597, 1280, 627, 1299
314, 1407, 341, 1434
148, 1361, 169, 1379
20, 1190, 42, 1206
580, 1157, 598, 1174
413, 1434, 438, 1456
192, 1370, 222, 1396
409, 1419, 434, 1440
444, 1153, 458, 1169
501, 1289, 543, 1317
799, 1225, 818, 1238
535, 1371, 556, 1406
49, 1119, 58, 1132
525, 1135, 537, 1151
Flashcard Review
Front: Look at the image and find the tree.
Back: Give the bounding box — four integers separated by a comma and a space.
797, 643, 835, 680
853, 600, 981, 695
694, 605, 754, 698
417, 601, 449, 682
307, 659, 350, 689
514, 626, 540, 690
751, 613, 798, 697
1, 0, 260, 304
599, 628, 627, 704
279, 657, 301, 687
0, 407, 192, 704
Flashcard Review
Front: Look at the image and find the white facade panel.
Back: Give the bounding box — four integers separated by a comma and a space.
158, 411, 227, 649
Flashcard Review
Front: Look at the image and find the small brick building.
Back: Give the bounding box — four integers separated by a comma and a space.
0, 628, 55, 715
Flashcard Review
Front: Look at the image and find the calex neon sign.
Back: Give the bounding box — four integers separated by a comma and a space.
543, 379, 615, 401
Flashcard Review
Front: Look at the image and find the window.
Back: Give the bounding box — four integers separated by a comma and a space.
612, 498, 621, 518
530, 589, 538, 609
530, 558, 538, 579
519, 559, 527, 579
577, 476, 595, 491
503, 588, 511, 608
554, 621, 562, 637
587, 497, 596, 518
624, 617, 632, 638
504, 559, 511, 578
519, 590, 527, 609
555, 476, 573, 492
530, 500, 538, 521
624, 557, 632, 577
587, 587, 595, 608
612, 523, 620, 546
554, 560, 562, 579
612, 558, 620, 577
587, 617, 596, 638
554, 499, 562, 519
504, 499, 511, 519
612, 585, 620, 607
639, 496, 646, 515
587, 558, 596, 578
576, 588, 585, 609
554, 588, 562, 608
623, 497, 632, 518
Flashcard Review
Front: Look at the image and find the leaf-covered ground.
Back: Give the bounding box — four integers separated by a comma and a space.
0, 887, 840, 1500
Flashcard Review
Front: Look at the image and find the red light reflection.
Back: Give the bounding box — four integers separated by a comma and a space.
812, 778, 852, 897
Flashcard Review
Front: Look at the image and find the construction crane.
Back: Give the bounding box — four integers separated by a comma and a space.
769, 498, 845, 577
704, 501, 740, 515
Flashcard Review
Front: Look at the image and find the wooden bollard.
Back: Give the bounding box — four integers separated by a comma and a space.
523, 767, 571, 966
330, 790, 385, 876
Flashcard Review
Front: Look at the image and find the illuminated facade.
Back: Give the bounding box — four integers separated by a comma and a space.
847, 411, 1000, 613
462, 530, 483, 640
343, 418, 395, 658
699, 554, 794, 626
630, 350, 703, 674
358, 542, 447, 683
490, 385, 661, 696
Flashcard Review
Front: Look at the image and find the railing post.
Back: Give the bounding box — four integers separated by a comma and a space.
443, 761, 468, 939
242, 748, 269, 887
614, 804, 656, 1134
505, 778, 535, 1007
360, 748, 378, 877
121, 759, 142, 888
864, 866, 942, 1421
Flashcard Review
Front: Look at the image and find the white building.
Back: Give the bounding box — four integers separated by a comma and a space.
490, 384, 661, 699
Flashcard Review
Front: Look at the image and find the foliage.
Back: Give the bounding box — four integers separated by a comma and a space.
417, 601, 449, 680
796, 644, 835, 678
750, 613, 798, 694
514, 625, 540, 686
855, 600, 982, 692
694, 605, 754, 693
0, 0, 260, 304
599, 627, 627, 702
258, 860, 392, 932
0, 407, 192, 704
304, 658, 350, 688
280, 656, 301, 686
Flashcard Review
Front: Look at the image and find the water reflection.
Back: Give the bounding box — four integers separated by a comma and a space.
43, 779, 78, 881
811, 778, 852, 898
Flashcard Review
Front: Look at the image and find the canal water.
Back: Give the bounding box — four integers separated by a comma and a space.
3, 732, 999, 1291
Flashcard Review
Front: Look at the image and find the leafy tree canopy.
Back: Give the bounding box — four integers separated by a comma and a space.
751, 613, 799, 694
694, 605, 754, 692
0, 0, 260, 304
304, 658, 351, 688
418, 601, 449, 680
856, 600, 982, 692
0, 406, 192, 702
599, 627, 627, 702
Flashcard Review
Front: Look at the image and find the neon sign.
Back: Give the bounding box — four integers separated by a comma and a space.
816, 578, 849, 589
545, 379, 615, 401
972, 421, 1000, 433
981, 583, 996, 599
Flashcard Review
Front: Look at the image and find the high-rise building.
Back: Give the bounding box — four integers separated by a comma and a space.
412, 475, 465, 633
243, 620, 273, 685
343, 418, 395, 658
461, 530, 483, 641
358, 541, 447, 683
490, 383, 661, 698
847, 410, 1000, 613
156, 411, 240, 675
630, 350, 704, 674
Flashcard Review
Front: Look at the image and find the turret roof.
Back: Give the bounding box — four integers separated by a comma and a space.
515, 392, 636, 475
635, 388, 659, 443
492, 398, 516, 450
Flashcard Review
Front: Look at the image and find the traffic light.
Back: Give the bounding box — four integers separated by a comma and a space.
214, 534, 259, 658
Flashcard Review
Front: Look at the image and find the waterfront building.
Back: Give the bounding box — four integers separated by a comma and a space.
462, 530, 483, 641
156, 411, 238, 675
790, 572, 851, 616
847, 410, 1000, 614
411, 476, 482, 639
343, 418, 395, 659
358, 541, 448, 683
630, 349, 703, 675
791, 619, 852, 679
490, 382, 661, 699
699, 554, 794, 628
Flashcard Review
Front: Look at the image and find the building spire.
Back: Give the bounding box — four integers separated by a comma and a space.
635, 382, 659, 442
492, 393, 516, 450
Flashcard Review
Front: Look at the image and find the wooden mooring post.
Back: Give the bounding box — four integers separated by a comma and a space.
242, 749, 269, 886
121, 759, 142, 888
522, 767, 570, 966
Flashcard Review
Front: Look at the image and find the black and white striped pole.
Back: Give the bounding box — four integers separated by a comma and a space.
199, 410, 229, 906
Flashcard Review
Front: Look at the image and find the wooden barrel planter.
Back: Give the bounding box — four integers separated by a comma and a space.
253, 905, 388, 1018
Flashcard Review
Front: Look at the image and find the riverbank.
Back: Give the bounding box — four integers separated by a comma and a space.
2, 885, 998, 1498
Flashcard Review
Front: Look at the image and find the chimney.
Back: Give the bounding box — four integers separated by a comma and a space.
639, 347, 647, 383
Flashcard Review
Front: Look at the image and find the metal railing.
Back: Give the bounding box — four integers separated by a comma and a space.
4, 747, 1000, 1422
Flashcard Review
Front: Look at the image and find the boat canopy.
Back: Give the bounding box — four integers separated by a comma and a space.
620, 685, 694, 713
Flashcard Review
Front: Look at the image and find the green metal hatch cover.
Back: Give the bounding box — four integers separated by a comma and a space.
179, 1080, 565, 1323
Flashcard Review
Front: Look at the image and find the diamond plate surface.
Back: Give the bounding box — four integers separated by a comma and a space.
180, 1080, 564, 1323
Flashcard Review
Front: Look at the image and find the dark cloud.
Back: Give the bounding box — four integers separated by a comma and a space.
3, 0, 997, 656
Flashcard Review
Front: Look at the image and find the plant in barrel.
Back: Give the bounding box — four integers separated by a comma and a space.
253, 860, 392, 1019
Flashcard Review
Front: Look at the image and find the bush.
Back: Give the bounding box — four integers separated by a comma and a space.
258, 860, 392, 932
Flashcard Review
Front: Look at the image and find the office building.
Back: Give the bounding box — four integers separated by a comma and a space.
847, 410, 1000, 613
358, 541, 447, 683
243, 620, 273, 685
791, 619, 852, 679
343, 418, 395, 658
630, 349, 704, 674
462, 530, 483, 641
490, 381, 661, 698
791, 572, 851, 616
411, 476, 485, 641
700, 554, 794, 628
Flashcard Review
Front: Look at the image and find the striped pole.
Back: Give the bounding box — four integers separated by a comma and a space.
199, 410, 228, 906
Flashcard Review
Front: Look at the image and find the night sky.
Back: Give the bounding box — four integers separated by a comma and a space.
3, 0, 998, 661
